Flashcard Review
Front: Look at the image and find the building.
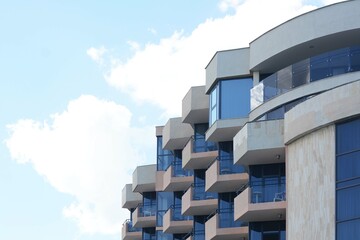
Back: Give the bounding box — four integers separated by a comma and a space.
121, 1, 360, 240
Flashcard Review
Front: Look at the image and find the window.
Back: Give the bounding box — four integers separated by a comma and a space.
193, 123, 217, 152
218, 192, 245, 228
218, 141, 245, 174
209, 78, 253, 126
249, 164, 286, 203
156, 191, 173, 227
336, 118, 360, 239
157, 136, 174, 171
249, 221, 286, 240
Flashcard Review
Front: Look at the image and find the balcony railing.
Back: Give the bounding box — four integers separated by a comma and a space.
251, 46, 360, 109
169, 204, 193, 221
138, 203, 156, 217
171, 160, 193, 177
218, 208, 248, 228
192, 183, 218, 200
193, 136, 217, 153
123, 219, 141, 232
250, 178, 286, 203
218, 156, 246, 175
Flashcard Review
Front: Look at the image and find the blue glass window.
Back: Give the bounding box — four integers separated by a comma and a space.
157, 191, 173, 227
218, 192, 245, 228
157, 136, 174, 171
249, 221, 286, 240
218, 141, 245, 174
143, 227, 156, 240
249, 164, 286, 203
336, 118, 360, 240
193, 123, 217, 153
209, 78, 253, 126
156, 230, 173, 240
141, 192, 156, 217
172, 150, 192, 177
193, 170, 217, 200
193, 216, 206, 240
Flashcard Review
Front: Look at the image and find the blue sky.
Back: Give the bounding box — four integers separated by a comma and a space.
0, 0, 342, 239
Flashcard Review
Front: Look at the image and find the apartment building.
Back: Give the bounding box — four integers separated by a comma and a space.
122, 1, 360, 240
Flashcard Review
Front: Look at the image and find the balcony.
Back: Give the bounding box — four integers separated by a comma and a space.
162, 117, 193, 150
132, 203, 156, 228
182, 137, 218, 170
182, 185, 217, 216
163, 162, 193, 192
206, 118, 248, 142
234, 182, 286, 222
233, 119, 285, 166
205, 210, 248, 240
122, 220, 141, 240
182, 86, 209, 124
163, 205, 193, 234
132, 164, 156, 193
122, 184, 142, 209
205, 158, 248, 193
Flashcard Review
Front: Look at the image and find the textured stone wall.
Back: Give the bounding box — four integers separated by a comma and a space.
286, 125, 335, 240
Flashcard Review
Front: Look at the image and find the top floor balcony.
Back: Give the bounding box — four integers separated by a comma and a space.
182, 86, 209, 125
162, 117, 193, 150
132, 164, 156, 193
251, 46, 360, 112
122, 184, 142, 209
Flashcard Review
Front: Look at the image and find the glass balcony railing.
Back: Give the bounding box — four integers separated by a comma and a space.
250, 178, 286, 203
218, 156, 246, 175
193, 136, 218, 153
171, 161, 193, 177
251, 46, 360, 109
123, 219, 141, 232
138, 203, 156, 217
169, 204, 193, 221
192, 183, 218, 200
218, 208, 248, 228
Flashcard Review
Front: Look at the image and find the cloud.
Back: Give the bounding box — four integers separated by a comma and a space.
100, 0, 321, 117
218, 0, 243, 12
5, 95, 155, 235
127, 40, 141, 51
86, 46, 107, 65
148, 27, 157, 35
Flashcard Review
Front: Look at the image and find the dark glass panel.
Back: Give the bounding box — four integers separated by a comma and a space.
220, 78, 252, 119
193, 216, 206, 240
210, 85, 218, 126
337, 151, 360, 181
336, 185, 360, 222
276, 66, 292, 95
292, 58, 310, 88
263, 74, 278, 101
194, 123, 217, 152
249, 221, 286, 240
156, 191, 173, 226
310, 53, 331, 81
337, 219, 360, 240
193, 170, 217, 200
156, 230, 173, 240
350, 47, 360, 71
157, 136, 174, 171
218, 141, 245, 174
143, 227, 156, 240
330, 48, 350, 76
336, 118, 360, 154
266, 107, 285, 120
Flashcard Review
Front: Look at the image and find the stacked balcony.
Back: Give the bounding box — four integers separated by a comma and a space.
181, 184, 217, 216
182, 86, 210, 124
182, 136, 218, 170
205, 157, 248, 193
162, 117, 193, 150
205, 211, 248, 240
122, 219, 141, 240
122, 184, 142, 209
234, 119, 285, 166
234, 179, 286, 222
132, 164, 157, 193
163, 205, 193, 234
132, 203, 156, 228
163, 162, 193, 192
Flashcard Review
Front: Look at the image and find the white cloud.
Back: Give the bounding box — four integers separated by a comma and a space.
148, 27, 157, 35
101, 0, 320, 117
127, 40, 141, 51
321, 0, 346, 5
218, 0, 242, 12
86, 46, 107, 65
5, 95, 155, 235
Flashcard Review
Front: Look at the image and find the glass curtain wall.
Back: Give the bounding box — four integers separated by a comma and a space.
157, 191, 173, 227
157, 136, 174, 171
218, 192, 245, 228
142, 192, 156, 217
209, 78, 253, 126
336, 117, 360, 239
193, 170, 217, 200
193, 123, 217, 153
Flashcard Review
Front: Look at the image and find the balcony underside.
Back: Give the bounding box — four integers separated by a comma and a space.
181, 199, 218, 216
235, 201, 286, 222
183, 151, 218, 170
205, 173, 248, 193
235, 148, 285, 166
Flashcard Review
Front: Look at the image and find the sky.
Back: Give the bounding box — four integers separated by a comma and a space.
0, 0, 345, 239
